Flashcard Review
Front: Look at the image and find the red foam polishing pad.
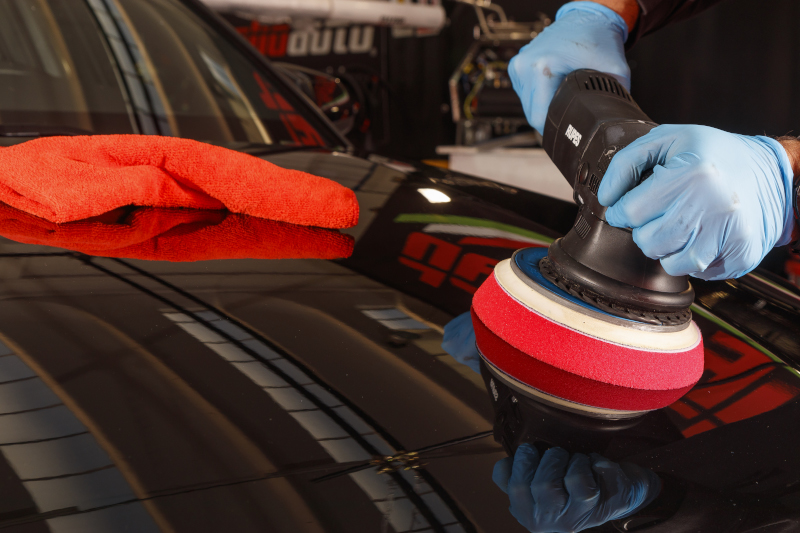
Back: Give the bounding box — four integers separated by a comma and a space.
471, 308, 694, 411
472, 268, 703, 397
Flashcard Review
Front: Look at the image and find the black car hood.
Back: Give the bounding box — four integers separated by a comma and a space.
0, 149, 798, 532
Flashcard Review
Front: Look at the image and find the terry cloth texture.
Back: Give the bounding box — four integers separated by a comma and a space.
0, 135, 359, 227
0, 203, 354, 261
472, 271, 704, 392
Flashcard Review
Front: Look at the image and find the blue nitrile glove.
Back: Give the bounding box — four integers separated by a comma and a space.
508, 1, 630, 133
598, 125, 796, 280
493, 444, 661, 533
441, 311, 481, 374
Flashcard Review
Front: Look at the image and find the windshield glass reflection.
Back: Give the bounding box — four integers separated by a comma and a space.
0, 0, 335, 147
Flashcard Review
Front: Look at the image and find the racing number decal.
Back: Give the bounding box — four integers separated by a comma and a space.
398, 233, 460, 287
397, 232, 505, 294
253, 73, 324, 146
667, 330, 800, 438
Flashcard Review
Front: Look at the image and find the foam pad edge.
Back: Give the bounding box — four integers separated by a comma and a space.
472, 308, 695, 411
472, 269, 704, 391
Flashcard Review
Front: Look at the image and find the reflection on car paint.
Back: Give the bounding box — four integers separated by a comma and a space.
395, 214, 553, 246
88, 0, 171, 135
253, 73, 325, 146
786, 251, 800, 288
361, 308, 430, 331
164, 308, 471, 532
0, 205, 353, 262
361, 306, 486, 390
666, 310, 800, 438
399, 234, 499, 295
393, 214, 553, 294
0, 338, 159, 531
233, 20, 376, 59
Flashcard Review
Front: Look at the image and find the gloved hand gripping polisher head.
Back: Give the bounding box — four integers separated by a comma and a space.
541, 70, 694, 325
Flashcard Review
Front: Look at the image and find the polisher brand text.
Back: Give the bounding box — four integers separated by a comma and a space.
566, 124, 582, 147
490, 379, 499, 401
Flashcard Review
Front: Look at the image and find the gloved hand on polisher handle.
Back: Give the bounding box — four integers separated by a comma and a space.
508, 1, 631, 134
493, 444, 661, 533
598, 125, 796, 281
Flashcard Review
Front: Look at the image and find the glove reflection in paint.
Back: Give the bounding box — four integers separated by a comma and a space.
441, 311, 481, 374
493, 444, 661, 533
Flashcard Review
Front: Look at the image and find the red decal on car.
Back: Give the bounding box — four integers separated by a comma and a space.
666, 331, 799, 437
452, 253, 498, 284
401, 233, 460, 271
398, 232, 500, 293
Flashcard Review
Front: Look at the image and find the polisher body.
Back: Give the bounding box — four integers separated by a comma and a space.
542, 69, 694, 324
473, 70, 705, 417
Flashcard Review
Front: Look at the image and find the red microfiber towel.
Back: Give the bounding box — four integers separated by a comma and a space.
0, 202, 354, 261
0, 135, 359, 227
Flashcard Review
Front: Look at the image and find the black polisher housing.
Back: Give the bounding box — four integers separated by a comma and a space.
542, 70, 694, 325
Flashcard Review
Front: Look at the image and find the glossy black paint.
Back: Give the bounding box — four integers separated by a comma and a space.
0, 150, 796, 532
0, 0, 797, 530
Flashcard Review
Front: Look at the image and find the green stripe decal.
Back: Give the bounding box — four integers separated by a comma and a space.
395, 214, 554, 243
691, 305, 799, 378
749, 273, 800, 299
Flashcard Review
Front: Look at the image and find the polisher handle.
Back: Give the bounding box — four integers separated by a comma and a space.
539, 69, 694, 318
542, 69, 656, 217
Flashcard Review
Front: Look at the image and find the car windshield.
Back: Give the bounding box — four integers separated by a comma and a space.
0, 0, 340, 148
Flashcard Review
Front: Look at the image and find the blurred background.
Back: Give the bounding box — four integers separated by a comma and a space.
208, 0, 800, 279
211, 0, 800, 159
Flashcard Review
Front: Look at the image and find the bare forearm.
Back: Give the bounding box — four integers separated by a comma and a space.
777, 137, 800, 242
590, 0, 640, 31
778, 137, 800, 178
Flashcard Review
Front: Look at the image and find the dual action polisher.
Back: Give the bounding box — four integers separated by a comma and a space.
472, 70, 704, 419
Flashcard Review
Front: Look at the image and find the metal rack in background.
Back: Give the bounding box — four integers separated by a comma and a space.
449, 1, 549, 146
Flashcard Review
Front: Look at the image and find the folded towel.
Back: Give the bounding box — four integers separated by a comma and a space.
0, 135, 359, 227
0, 203, 354, 261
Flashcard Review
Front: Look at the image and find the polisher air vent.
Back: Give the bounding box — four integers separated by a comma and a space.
574, 215, 591, 239
584, 75, 631, 101
588, 174, 601, 194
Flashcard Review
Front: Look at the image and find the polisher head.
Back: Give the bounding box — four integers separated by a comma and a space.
471, 247, 704, 419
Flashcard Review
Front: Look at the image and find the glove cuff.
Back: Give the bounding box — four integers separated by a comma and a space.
556, 1, 630, 42
756, 136, 796, 248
